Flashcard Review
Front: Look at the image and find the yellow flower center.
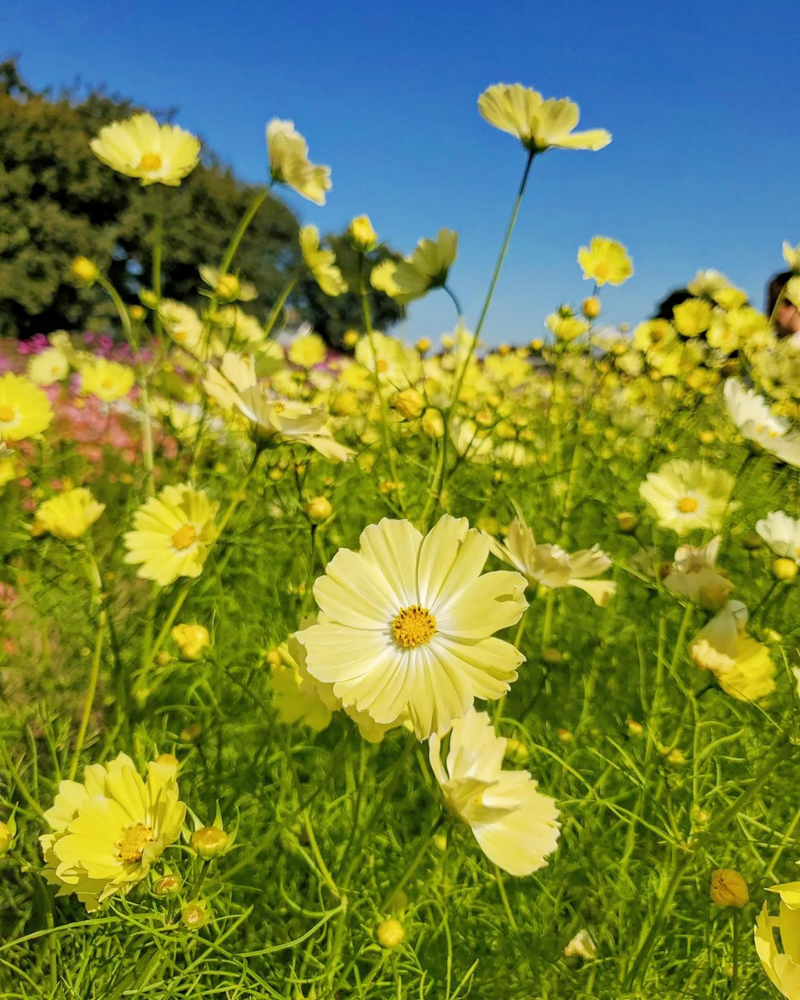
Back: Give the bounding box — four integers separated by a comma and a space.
272, 401, 286, 414
118, 822, 154, 863
376, 359, 389, 373
677, 496, 698, 513
101, 378, 114, 389
593, 262, 609, 279
172, 523, 197, 550
392, 605, 437, 648
140, 153, 162, 172
0, 404, 14, 423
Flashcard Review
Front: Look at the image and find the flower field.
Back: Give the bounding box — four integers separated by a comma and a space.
2, 82, 800, 999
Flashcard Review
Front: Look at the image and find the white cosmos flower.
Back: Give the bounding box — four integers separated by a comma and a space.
724, 379, 800, 468
429, 708, 560, 876
756, 511, 800, 563
663, 535, 734, 610
293, 515, 528, 739
639, 459, 735, 536
489, 515, 616, 607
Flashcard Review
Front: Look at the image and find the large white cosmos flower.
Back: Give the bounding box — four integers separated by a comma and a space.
724, 379, 800, 468
293, 515, 528, 739
757, 511, 800, 563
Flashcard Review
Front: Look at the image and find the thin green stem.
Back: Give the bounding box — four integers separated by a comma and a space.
68, 551, 106, 780
264, 275, 298, 339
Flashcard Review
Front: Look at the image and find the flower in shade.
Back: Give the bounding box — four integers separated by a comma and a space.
90, 113, 200, 186
429, 708, 560, 876
27, 347, 70, 386
756, 511, 800, 563
577, 237, 633, 287
724, 379, 800, 468
123, 484, 218, 587
0, 372, 54, 441
299, 226, 347, 296
293, 515, 528, 739
689, 600, 775, 702
478, 83, 611, 153
489, 515, 616, 607
378, 230, 458, 304
663, 536, 734, 610
40, 753, 185, 909
79, 358, 135, 402
755, 879, 800, 998
33, 488, 105, 540
639, 460, 735, 536
266, 119, 331, 205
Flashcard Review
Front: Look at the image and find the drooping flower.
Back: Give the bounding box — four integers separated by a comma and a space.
90, 113, 200, 186
79, 358, 136, 402
0, 372, 54, 442
689, 600, 775, 702
724, 379, 800, 468
755, 879, 800, 998
293, 515, 528, 739
266, 119, 331, 205
429, 708, 560, 876
639, 460, 735, 536
663, 536, 734, 610
756, 511, 800, 563
380, 230, 458, 304
577, 237, 633, 287
40, 753, 185, 909
123, 484, 218, 587
489, 515, 616, 606
32, 488, 105, 541
478, 83, 611, 153
299, 226, 347, 296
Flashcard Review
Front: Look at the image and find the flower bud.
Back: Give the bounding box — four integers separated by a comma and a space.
155, 650, 172, 667
581, 296, 601, 320
70, 256, 99, 285
392, 388, 425, 420
616, 512, 638, 534
154, 874, 182, 895
542, 647, 564, 665
710, 869, 749, 909
698, 429, 716, 444
305, 496, 333, 523
214, 274, 241, 301
416, 337, 431, 353
182, 900, 208, 929
129, 304, 145, 322
741, 533, 763, 551
773, 558, 798, 582
191, 826, 229, 859
557, 727, 573, 744
180, 722, 203, 743
504, 737, 529, 763
265, 649, 283, 667
155, 752, 179, 769
377, 918, 405, 948
139, 289, 159, 309
433, 832, 448, 852
387, 889, 408, 912
349, 215, 377, 252
171, 623, 210, 661
626, 718, 644, 737
421, 408, 445, 439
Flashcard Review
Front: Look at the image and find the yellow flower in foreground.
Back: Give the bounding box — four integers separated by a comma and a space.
27, 347, 70, 386
79, 358, 135, 402
384, 230, 458, 303
299, 225, 347, 296
123, 484, 218, 587
40, 753, 185, 909
489, 516, 616, 607
672, 298, 713, 338
577, 237, 633, 287
267, 119, 331, 205
293, 514, 528, 739
0, 372, 54, 441
478, 83, 611, 153
288, 332, 328, 367
689, 600, 775, 702
429, 709, 560, 875
90, 113, 200, 186
756, 880, 800, 998
639, 459, 735, 536
33, 488, 105, 540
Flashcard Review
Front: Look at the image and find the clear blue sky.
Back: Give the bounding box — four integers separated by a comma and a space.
2, 0, 798, 344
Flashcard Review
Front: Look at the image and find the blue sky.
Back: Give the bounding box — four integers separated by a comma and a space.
2, 0, 797, 343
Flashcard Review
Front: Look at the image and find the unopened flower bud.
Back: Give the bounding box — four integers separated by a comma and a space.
616, 512, 637, 534
191, 826, 229, 859
214, 274, 241, 301
180, 722, 203, 743
172, 623, 210, 661
710, 869, 749, 909
349, 215, 377, 252
129, 304, 145, 322
377, 918, 405, 948
0, 821, 13, 855
139, 289, 158, 309
155, 650, 172, 667
557, 727, 573, 744
305, 496, 333, 522
387, 889, 408, 912
421, 408, 445, 439
504, 737, 529, 763
542, 647, 564, 665
742, 533, 763, 551
154, 874, 182, 896
392, 388, 425, 420
416, 337, 431, 353
342, 329, 359, 348
182, 900, 208, 929
773, 558, 798, 582
265, 649, 283, 667
433, 832, 448, 852
626, 718, 644, 736
698, 429, 716, 444
581, 296, 601, 320
70, 256, 99, 285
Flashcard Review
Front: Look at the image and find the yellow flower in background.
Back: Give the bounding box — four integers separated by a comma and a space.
633, 318, 675, 352
783, 241, 800, 273
199, 266, 257, 303
354, 330, 422, 386
478, 83, 611, 153
79, 358, 135, 402
387, 230, 459, 303
299, 226, 348, 296
33, 488, 105, 540
671, 298, 713, 338
40, 753, 185, 909
27, 347, 70, 386
0, 372, 54, 442
123, 484, 218, 587
577, 237, 633, 287
689, 600, 775, 702
160, 300, 220, 360
90, 113, 200, 186
370, 259, 405, 298
429, 709, 560, 876
267, 119, 331, 205
639, 459, 735, 536
350, 214, 378, 252
288, 332, 327, 367
293, 514, 528, 739
712, 286, 748, 311
545, 310, 589, 342
687, 269, 731, 298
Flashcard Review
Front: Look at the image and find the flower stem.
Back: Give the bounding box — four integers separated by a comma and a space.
68, 551, 106, 780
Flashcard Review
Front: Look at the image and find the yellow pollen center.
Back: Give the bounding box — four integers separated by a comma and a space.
0, 405, 14, 422
118, 822, 154, 863
376, 359, 389, 373
677, 496, 698, 513
272, 401, 286, 414
140, 153, 162, 172
172, 523, 197, 550
101, 378, 114, 389
392, 605, 437, 648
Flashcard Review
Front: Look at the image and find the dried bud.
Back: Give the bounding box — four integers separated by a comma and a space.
710, 869, 749, 909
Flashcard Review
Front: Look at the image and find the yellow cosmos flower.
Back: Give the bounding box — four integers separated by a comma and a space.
756, 880, 800, 999
545, 310, 589, 342
429, 708, 560, 876
40, 753, 185, 910
689, 601, 775, 702
385, 230, 458, 303
123, 484, 219, 587
478, 83, 611, 153
299, 225, 348, 296
370, 259, 404, 298
198, 266, 257, 303
724, 379, 800, 467
33, 488, 105, 540
159, 300, 221, 360
293, 514, 528, 739
288, 332, 327, 367
663, 536, 733, 610
639, 459, 735, 536
266, 119, 331, 205
783, 241, 800, 273
350, 214, 378, 252
0, 372, 54, 442
79, 358, 135, 402
687, 269, 731, 298
27, 347, 70, 386
671, 298, 713, 338
90, 113, 200, 186
577, 237, 633, 287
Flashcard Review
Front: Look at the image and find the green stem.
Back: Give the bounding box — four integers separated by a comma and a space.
263, 275, 298, 340
68, 552, 105, 780
219, 189, 268, 275
541, 590, 555, 650
731, 910, 740, 1000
